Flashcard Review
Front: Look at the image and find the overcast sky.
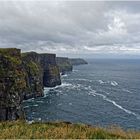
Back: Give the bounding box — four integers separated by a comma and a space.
0, 0, 140, 58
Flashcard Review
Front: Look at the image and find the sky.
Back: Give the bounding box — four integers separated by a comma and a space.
0, 0, 140, 58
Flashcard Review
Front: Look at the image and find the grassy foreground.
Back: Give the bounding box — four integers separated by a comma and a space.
0, 121, 140, 139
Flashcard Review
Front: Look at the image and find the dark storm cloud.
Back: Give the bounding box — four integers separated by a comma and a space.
0, 0, 140, 56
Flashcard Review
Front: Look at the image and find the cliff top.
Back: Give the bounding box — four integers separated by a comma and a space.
0, 48, 21, 58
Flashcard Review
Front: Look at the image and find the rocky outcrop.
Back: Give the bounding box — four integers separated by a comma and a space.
40, 54, 61, 87
22, 52, 44, 100
69, 58, 88, 65
56, 57, 73, 73
0, 48, 26, 120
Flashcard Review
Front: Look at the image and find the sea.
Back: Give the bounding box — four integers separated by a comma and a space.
23, 59, 140, 130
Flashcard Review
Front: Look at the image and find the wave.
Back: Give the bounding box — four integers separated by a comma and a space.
61, 74, 68, 78
110, 81, 118, 86
24, 105, 29, 109
43, 82, 81, 97
36, 100, 44, 103
98, 80, 104, 84
44, 83, 72, 91
57, 83, 73, 88
69, 103, 72, 105
66, 78, 93, 83
90, 90, 140, 120
98, 80, 118, 86
122, 89, 132, 93
85, 86, 140, 120
73, 70, 79, 72
33, 104, 39, 107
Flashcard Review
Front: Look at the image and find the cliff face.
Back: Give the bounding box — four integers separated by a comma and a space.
56, 57, 73, 73
0, 48, 61, 121
69, 58, 88, 65
22, 52, 44, 100
22, 52, 61, 98
0, 48, 26, 120
40, 54, 61, 87
56, 57, 88, 73
0, 48, 87, 121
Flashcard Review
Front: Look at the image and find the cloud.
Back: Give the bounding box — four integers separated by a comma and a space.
0, 1, 140, 57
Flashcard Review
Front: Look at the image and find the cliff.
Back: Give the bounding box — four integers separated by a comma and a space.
0, 48, 88, 121
22, 52, 61, 98
22, 52, 44, 100
0, 48, 61, 120
69, 58, 88, 65
40, 53, 61, 87
0, 48, 26, 120
56, 57, 87, 73
56, 57, 73, 73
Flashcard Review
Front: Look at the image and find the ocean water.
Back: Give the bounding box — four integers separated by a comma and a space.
23, 59, 140, 130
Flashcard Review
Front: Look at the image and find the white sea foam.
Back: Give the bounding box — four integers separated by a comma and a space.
69, 103, 72, 105
86, 86, 140, 120
60, 83, 73, 87
93, 91, 140, 120
44, 83, 72, 93
66, 78, 93, 83
38, 118, 41, 121
73, 70, 79, 72
122, 89, 132, 93
24, 106, 29, 109
98, 80, 118, 86
61, 74, 68, 77
58, 103, 62, 106
27, 120, 34, 124
76, 78, 93, 82
98, 80, 104, 84
110, 81, 118, 86
36, 100, 44, 103
33, 104, 38, 107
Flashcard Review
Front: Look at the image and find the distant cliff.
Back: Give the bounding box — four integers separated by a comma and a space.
56, 57, 73, 73
0, 48, 61, 120
69, 58, 88, 65
56, 57, 88, 73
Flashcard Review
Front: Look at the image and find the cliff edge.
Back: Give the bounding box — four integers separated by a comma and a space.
0, 48, 61, 120
0, 48, 26, 120
69, 58, 88, 65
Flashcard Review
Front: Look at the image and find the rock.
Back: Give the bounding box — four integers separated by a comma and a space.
40, 54, 61, 87
56, 57, 73, 73
0, 48, 26, 120
22, 52, 61, 89
22, 52, 44, 100
69, 58, 88, 65
0, 49, 62, 121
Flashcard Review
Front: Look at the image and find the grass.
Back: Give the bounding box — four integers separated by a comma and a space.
0, 121, 140, 139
